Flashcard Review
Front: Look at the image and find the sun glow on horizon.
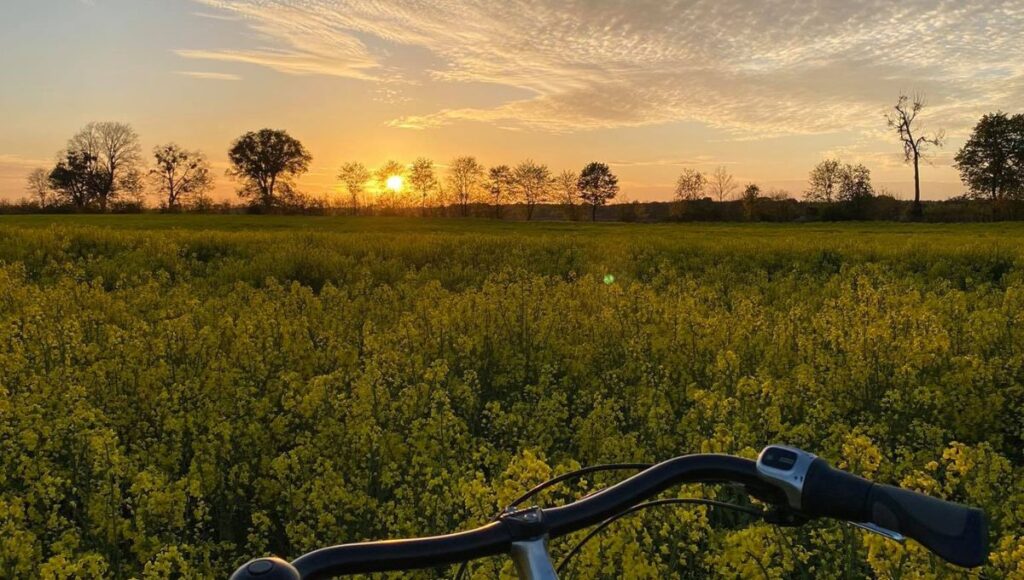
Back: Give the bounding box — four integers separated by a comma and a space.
386, 175, 404, 193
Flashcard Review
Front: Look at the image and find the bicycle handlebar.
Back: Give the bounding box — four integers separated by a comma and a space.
283, 454, 763, 579
229, 447, 989, 579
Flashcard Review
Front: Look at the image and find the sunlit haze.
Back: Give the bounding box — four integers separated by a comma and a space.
2, 0, 1022, 202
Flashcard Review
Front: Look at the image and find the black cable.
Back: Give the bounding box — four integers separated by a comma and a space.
452, 463, 652, 579
555, 498, 764, 576
505, 463, 652, 511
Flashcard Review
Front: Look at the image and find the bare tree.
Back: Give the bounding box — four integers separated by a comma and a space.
708, 166, 738, 202
513, 160, 552, 221
487, 165, 514, 219
337, 162, 370, 214
577, 162, 619, 221
67, 122, 143, 211
409, 157, 439, 215
674, 168, 707, 201
25, 168, 53, 208
555, 170, 580, 220
887, 93, 944, 216
374, 160, 407, 211
150, 144, 213, 211
447, 156, 484, 216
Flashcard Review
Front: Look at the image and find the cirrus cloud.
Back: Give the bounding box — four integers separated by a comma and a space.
183, 0, 1024, 137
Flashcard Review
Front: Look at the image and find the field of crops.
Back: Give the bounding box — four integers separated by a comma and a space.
0, 216, 1022, 578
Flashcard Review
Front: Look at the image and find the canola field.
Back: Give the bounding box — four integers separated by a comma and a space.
0, 216, 1022, 578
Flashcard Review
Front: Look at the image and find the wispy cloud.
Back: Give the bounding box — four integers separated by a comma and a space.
176, 70, 242, 81
191, 11, 241, 21
182, 0, 1024, 138
609, 156, 734, 168
0, 153, 50, 169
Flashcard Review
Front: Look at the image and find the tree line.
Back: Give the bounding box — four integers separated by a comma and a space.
20, 126, 621, 220
17, 94, 1024, 221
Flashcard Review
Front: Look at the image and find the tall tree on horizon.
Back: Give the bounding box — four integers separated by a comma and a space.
487, 164, 514, 219
25, 168, 53, 208
741, 183, 761, 220
804, 159, 843, 203
577, 162, 619, 221
837, 163, 874, 203
887, 93, 944, 217
227, 129, 311, 210
447, 156, 485, 217
337, 161, 371, 214
374, 160, 407, 211
513, 160, 552, 221
150, 144, 213, 211
708, 166, 738, 201
555, 170, 580, 220
49, 150, 102, 210
674, 168, 707, 201
66, 122, 143, 212
954, 112, 1024, 202
409, 157, 439, 215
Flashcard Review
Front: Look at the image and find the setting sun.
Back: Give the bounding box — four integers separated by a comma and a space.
386, 175, 404, 193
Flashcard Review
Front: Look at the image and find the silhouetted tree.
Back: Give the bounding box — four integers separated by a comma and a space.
805, 159, 843, 202
674, 168, 707, 201
741, 183, 761, 220
447, 156, 484, 216
49, 150, 102, 210
25, 168, 53, 208
227, 129, 311, 210
337, 162, 370, 214
954, 112, 1024, 201
577, 162, 619, 221
837, 163, 874, 203
487, 165, 513, 219
374, 160, 406, 211
409, 157, 439, 215
513, 160, 552, 221
708, 166, 737, 202
555, 170, 580, 220
65, 122, 143, 212
150, 144, 213, 211
887, 93, 944, 216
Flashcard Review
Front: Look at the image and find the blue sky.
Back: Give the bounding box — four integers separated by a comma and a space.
2, 0, 1022, 201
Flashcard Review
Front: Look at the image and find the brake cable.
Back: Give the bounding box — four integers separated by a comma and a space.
505, 463, 653, 510
453, 463, 652, 580
556, 498, 765, 576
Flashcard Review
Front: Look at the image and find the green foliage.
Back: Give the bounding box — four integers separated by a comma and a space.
0, 218, 1022, 578
955, 112, 1024, 202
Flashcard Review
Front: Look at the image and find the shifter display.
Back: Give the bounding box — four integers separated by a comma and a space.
760, 447, 798, 471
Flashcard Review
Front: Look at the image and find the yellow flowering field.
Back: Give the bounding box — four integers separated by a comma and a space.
0, 217, 1022, 578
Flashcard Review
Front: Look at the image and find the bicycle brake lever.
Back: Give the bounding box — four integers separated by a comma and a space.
851, 521, 906, 543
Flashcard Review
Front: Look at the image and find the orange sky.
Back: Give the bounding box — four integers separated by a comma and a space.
2, 0, 1022, 203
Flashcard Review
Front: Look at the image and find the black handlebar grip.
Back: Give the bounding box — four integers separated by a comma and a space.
866, 483, 987, 568
802, 459, 988, 568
